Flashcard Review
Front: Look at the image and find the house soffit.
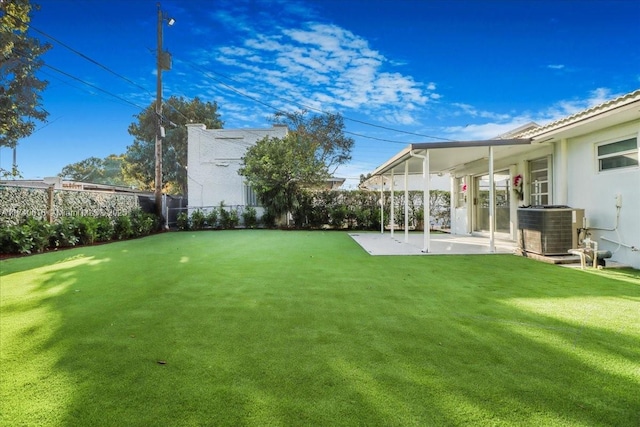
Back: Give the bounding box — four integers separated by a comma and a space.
372, 139, 535, 176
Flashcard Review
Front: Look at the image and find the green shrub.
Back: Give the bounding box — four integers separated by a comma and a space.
219, 201, 239, 229
51, 218, 80, 248
329, 205, 348, 228
176, 212, 189, 230
242, 207, 258, 228
0, 226, 32, 254
0, 218, 52, 254
75, 216, 99, 245
114, 215, 133, 240
191, 209, 206, 230
130, 209, 157, 236
95, 217, 115, 242
205, 209, 218, 229
261, 210, 276, 229
26, 218, 53, 253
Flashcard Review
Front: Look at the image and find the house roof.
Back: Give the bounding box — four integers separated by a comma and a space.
516, 89, 640, 140
367, 88, 640, 179
368, 138, 533, 177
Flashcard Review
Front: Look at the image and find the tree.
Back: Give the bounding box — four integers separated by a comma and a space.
0, 0, 50, 168
124, 96, 223, 194
59, 154, 138, 187
239, 111, 354, 220
271, 110, 353, 174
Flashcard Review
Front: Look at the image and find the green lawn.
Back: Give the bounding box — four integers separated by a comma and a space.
1, 230, 639, 426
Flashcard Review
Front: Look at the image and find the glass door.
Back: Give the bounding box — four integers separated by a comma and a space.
474, 171, 510, 233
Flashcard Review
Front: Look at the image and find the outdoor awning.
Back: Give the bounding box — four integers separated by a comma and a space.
370, 138, 534, 176
365, 138, 534, 255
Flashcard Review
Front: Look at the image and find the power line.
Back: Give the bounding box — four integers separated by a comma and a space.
183, 59, 454, 142
3, 9, 153, 96
184, 60, 420, 145
43, 63, 148, 111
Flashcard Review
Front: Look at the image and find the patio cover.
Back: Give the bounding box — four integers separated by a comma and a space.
366, 138, 534, 253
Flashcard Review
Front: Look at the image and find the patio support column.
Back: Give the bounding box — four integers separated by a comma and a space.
404, 161, 409, 243
390, 170, 395, 238
423, 151, 430, 252
489, 146, 496, 253
410, 149, 430, 252
380, 175, 384, 234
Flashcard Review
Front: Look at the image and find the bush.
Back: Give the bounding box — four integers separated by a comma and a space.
26, 218, 54, 253
261, 210, 276, 229
242, 207, 258, 228
219, 202, 239, 229
205, 209, 218, 229
191, 209, 206, 230
329, 205, 348, 228
0, 225, 32, 254
114, 215, 133, 240
51, 217, 80, 248
0, 218, 52, 254
176, 212, 189, 231
130, 209, 157, 236
75, 216, 99, 246
95, 217, 115, 242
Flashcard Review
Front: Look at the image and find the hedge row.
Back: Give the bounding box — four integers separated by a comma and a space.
0, 209, 159, 255
0, 185, 139, 227
179, 190, 451, 231
176, 204, 255, 230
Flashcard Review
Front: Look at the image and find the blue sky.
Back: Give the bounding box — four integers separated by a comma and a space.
2, 0, 639, 188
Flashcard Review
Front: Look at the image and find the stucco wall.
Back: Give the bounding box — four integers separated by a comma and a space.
187, 124, 288, 211
561, 121, 640, 268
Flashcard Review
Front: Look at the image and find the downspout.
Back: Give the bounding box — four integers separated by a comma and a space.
410, 150, 430, 253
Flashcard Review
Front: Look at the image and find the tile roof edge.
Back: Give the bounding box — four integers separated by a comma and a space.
514, 89, 640, 139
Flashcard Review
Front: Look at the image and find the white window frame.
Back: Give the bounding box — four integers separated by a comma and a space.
528, 156, 552, 206
244, 184, 260, 207
596, 136, 639, 172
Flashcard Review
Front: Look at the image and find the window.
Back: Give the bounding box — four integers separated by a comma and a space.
597, 137, 638, 171
529, 157, 550, 206
244, 185, 260, 207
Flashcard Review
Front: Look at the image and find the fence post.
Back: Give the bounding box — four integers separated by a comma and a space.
47, 185, 55, 223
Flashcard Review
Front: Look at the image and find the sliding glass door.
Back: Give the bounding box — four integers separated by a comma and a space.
474, 171, 510, 233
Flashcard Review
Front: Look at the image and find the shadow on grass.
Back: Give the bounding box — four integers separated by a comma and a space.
1, 231, 639, 426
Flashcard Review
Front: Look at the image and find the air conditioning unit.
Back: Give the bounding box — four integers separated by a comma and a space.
517, 206, 584, 255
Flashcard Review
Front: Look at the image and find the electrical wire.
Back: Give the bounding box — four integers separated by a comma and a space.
43, 63, 148, 111
3, 9, 153, 96
182, 59, 454, 142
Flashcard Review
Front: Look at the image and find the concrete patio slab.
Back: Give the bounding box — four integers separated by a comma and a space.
349, 232, 517, 256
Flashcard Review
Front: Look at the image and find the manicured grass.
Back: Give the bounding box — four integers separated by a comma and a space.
1, 230, 639, 426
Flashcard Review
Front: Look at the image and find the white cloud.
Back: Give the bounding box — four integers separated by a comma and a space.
197, 18, 435, 125
443, 87, 623, 140
547, 64, 565, 70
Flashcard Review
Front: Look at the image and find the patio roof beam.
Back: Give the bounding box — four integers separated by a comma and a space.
369, 138, 532, 177
409, 138, 532, 151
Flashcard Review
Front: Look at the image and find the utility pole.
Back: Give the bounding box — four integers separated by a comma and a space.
155, 3, 174, 221
155, 3, 164, 220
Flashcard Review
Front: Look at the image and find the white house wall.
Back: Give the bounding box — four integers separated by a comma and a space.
449, 144, 553, 237
560, 121, 640, 269
186, 124, 288, 211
